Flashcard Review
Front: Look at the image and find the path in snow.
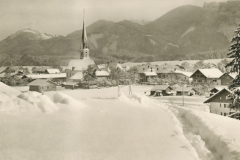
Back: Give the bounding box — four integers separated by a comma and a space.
167, 104, 240, 160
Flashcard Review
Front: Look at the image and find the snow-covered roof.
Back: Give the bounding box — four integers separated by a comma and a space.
220, 72, 237, 79
175, 87, 194, 92
66, 59, 96, 71
96, 70, 110, 77
64, 82, 79, 86
204, 88, 231, 103
26, 73, 66, 79
143, 72, 157, 76
70, 72, 83, 80
46, 69, 60, 74
191, 69, 223, 78
151, 85, 172, 91
172, 70, 193, 77
210, 85, 228, 92
28, 79, 56, 86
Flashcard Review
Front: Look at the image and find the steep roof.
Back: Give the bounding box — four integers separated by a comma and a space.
66, 58, 96, 71
26, 73, 66, 79
28, 79, 56, 86
70, 72, 83, 80
151, 85, 172, 91
46, 69, 60, 74
204, 88, 231, 103
210, 85, 228, 92
190, 68, 223, 78
96, 70, 110, 77
220, 72, 237, 79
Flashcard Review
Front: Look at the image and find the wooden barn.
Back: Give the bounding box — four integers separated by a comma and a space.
28, 79, 57, 92
175, 87, 197, 96
150, 85, 173, 96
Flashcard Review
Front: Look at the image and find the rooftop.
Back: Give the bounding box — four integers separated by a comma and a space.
28, 79, 56, 86
191, 68, 223, 78
66, 58, 96, 71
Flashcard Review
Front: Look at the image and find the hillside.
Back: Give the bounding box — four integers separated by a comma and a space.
0, 2, 240, 65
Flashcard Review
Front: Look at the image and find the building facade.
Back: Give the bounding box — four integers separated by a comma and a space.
204, 88, 232, 116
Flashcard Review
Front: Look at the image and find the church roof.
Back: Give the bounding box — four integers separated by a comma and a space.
70, 72, 83, 80
66, 58, 96, 71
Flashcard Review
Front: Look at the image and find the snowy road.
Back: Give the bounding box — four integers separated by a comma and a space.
1, 85, 240, 159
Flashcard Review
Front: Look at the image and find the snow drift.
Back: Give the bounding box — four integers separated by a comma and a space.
0, 91, 89, 114
173, 106, 240, 160
0, 82, 21, 96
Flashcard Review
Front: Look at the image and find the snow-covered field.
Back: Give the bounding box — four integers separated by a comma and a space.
1, 84, 240, 160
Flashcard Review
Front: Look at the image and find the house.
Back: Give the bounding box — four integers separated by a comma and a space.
24, 73, 66, 84
169, 70, 193, 80
219, 72, 237, 85
190, 69, 223, 86
139, 72, 157, 83
156, 69, 172, 79
33, 67, 49, 74
69, 72, 83, 82
209, 85, 228, 96
175, 87, 197, 96
46, 69, 61, 74
96, 70, 110, 79
28, 79, 57, 92
64, 81, 79, 89
204, 88, 232, 116
150, 85, 173, 96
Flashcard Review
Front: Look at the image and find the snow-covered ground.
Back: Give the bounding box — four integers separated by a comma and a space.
1, 84, 240, 160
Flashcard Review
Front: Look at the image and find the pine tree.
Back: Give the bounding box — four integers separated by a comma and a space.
226, 24, 240, 88
226, 24, 240, 111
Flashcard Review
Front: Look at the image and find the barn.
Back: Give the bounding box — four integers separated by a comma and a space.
150, 85, 173, 96
28, 79, 57, 92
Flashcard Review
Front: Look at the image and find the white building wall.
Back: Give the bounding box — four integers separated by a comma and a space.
210, 102, 231, 116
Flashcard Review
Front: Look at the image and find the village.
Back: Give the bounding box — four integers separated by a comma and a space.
0, 15, 237, 120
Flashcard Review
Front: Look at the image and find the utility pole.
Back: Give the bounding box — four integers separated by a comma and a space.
182, 81, 184, 106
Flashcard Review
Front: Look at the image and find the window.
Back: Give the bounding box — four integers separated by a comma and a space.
221, 112, 222, 115
220, 97, 221, 100
224, 104, 227, 108
143, 68, 145, 71
224, 113, 227, 116
220, 104, 221, 107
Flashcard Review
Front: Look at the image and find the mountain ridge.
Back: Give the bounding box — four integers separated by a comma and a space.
0, 2, 239, 64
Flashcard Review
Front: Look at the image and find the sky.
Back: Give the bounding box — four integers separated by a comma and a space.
0, 0, 226, 40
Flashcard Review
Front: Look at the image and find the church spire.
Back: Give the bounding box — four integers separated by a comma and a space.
82, 9, 88, 49
80, 9, 90, 59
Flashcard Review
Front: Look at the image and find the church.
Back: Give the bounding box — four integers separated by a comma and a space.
65, 14, 109, 82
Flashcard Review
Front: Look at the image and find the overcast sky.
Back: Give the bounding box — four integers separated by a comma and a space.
0, 0, 226, 40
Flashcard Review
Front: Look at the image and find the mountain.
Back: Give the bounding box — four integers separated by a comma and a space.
0, 1, 240, 64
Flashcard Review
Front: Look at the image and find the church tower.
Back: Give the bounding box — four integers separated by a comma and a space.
80, 11, 90, 59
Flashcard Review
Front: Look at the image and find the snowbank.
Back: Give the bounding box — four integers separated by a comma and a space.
18, 92, 59, 113
0, 82, 21, 96
0, 92, 37, 113
52, 92, 88, 111
174, 106, 240, 160
118, 92, 152, 107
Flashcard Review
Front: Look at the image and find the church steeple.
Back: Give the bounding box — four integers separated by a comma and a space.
80, 9, 90, 59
